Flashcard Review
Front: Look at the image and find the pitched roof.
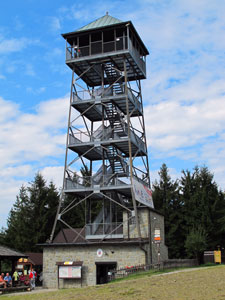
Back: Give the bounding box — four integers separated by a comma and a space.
0, 245, 27, 258
53, 228, 85, 244
25, 253, 43, 265
76, 14, 122, 32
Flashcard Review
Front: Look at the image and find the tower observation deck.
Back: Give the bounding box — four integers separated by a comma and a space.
50, 14, 154, 243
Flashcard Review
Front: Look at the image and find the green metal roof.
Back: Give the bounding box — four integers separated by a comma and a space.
76, 14, 123, 32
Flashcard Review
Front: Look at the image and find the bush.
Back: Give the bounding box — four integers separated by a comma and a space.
185, 227, 207, 264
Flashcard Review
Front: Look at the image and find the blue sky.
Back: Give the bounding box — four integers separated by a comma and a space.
0, 0, 225, 228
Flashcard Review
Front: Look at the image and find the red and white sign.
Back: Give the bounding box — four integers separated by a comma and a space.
97, 249, 103, 257
154, 229, 161, 243
133, 179, 154, 208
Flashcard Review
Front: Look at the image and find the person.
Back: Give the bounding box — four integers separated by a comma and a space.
4, 273, 12, 287
0, 273, 6, 289
19, 273, 25, 284
29, 269, 36, 290
20, 273, 29, 286
12, 270, 19, 286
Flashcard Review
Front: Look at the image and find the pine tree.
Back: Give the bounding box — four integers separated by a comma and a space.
152, 164, 185, 258
3, 173, 59, 251
4, 185, 32, 251
181, 166, 225, 253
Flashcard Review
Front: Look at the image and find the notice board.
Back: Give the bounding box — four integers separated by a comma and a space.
59, 266, 82, 278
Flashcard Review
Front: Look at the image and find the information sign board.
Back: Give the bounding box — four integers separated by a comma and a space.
133, 179, 154, 208
59, 266, 81, 278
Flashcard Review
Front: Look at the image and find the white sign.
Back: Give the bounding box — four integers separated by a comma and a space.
59, 266, 81, 278
16, 264, 23, 269
97, 249, 103, 257
133, 179, 154, 208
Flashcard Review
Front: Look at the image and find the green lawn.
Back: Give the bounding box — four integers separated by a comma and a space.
1, 265, 225, 300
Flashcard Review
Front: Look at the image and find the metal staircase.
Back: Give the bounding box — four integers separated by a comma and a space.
104, 62, 120, 83
104, 102, 125, 136
106, 145, 127, 174
113, 82, 124, 95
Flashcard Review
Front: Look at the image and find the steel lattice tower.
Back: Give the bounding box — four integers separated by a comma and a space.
50, 14, 153, 243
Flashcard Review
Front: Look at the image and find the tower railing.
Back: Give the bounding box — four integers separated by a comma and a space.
64, 174, 131, 190
69, 127, 146, 153
64, 172, 149, 191
66, 35, 128, 60
128, 39, 146, 74
72, 86, 142, 110
85, 222, 123, 238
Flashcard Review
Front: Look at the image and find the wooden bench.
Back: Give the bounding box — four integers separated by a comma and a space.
0, 285, 31, 294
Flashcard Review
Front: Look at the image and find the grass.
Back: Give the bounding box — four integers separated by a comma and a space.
110, 263, 219, 283
1, 264, 225, 300
109, 267, 186, 283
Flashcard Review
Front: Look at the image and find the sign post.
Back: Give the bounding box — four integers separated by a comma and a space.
154, 229, 161, 268
214, 251, 221, 264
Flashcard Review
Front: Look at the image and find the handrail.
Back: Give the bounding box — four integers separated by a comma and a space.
65, 174, 131, 190
68, 124, 146, 154
72, 86, 141, 113
128, 39, 146, 74
85, 222, 123, 236
66, 35, 127, 60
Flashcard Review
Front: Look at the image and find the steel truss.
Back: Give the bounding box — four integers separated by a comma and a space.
50, 57, 150, 243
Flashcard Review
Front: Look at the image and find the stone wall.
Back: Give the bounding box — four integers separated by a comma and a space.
43, 243, 146, 288
150, 210, 168, 263
162, 259, 197, 269
123, 208, 168, 264
123, 208, 149, 239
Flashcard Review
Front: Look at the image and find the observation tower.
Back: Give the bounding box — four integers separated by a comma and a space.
44, 14, 168, 288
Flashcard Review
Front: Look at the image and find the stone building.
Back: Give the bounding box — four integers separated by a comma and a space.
42, 208, 167, 288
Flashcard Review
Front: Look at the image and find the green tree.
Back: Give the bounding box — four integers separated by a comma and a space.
3, 173, 59, 252
152, 164, 185, 258
185, 227, 207, 264
181, 166, 225, 251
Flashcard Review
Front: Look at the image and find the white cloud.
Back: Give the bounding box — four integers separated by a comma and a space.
40, 166, 64, 189
49, 17, 61, 32
26, 86, 46, 94
25, 63, 36, 76
146, 95, 225, 149
0, 178, 25, 228
0, 95, 70, 227
0, 97, 18, 121
0, 165, 32, 178
0, 95, 69, 169
150, 166, 181, 186
0, 38, 29, 54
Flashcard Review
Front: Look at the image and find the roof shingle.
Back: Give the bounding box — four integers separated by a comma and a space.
76, 14, 122, 32
0, 245, 27, 258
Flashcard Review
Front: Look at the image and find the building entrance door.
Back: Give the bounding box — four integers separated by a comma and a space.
96, 262, 117, 284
